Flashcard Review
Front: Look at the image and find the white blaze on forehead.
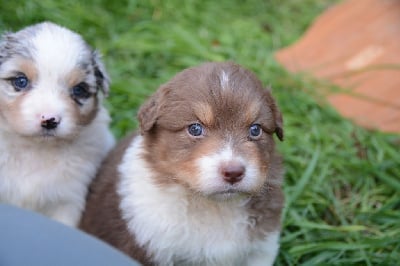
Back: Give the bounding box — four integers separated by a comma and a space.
30, 23, 89, 79
199, 143, 236, 171
220, 70, 230, 91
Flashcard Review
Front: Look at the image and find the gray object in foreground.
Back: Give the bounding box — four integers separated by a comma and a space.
0, 204, 140, 266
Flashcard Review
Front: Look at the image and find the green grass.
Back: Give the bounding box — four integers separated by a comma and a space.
1, 0, 399, 265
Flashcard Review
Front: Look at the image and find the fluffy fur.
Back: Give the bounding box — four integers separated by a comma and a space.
0, 22, 115, 226
80, 62, 284, 265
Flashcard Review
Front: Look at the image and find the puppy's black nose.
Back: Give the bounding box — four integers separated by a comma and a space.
41, 117, 60, 130
220, 162, 245, 184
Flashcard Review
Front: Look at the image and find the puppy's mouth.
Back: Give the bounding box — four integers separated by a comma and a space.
16, 129, 59, 139
27, 130, 59, 141
25, 127, 77, 142
40, 130, 57, 138
208, 188, 251, 200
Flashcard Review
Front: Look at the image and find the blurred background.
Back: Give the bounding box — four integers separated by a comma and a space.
1, 0, 399, 265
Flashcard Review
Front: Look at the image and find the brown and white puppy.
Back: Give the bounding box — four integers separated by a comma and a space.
80, 62, 284, 265
0, 22, 115, 226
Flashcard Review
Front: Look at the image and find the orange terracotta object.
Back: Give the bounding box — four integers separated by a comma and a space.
275, 0, 400, 133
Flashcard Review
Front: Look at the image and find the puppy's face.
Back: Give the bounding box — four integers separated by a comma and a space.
0, 22, 109, 140
139, 62, 283, 198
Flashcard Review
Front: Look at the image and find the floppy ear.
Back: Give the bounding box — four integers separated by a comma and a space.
273, 105, 284, 141
264, 88, 284, 141
91, 50, 110, 96
137, 85, 169, 135
0, 32, 14, 66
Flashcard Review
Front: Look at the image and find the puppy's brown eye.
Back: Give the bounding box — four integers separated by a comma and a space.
11, 75, 29, 91
188, 123, 204, 137
249, 124, 262, 139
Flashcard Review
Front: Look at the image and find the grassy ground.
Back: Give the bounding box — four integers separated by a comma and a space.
1, 0, 399, 265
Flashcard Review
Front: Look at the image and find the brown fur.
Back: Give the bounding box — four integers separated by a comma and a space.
76, 95, 99, 126
80, 62, 284, 264
80, 133, 151, 264
14, 58, 38, 82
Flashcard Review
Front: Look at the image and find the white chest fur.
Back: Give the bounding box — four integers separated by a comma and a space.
0, 141, 73, 208
118, 137, 279, 266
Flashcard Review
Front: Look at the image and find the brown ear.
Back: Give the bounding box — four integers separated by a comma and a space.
273, 107, 284, 141
264, 88, 284, 141
137, 85, 168, 135
137, 96, 158, 135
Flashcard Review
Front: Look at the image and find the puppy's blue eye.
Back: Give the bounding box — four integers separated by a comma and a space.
72, 83, 91, 99
11, 75, 29, 91
188, 123, 204, 137
249, 124, 262, 139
